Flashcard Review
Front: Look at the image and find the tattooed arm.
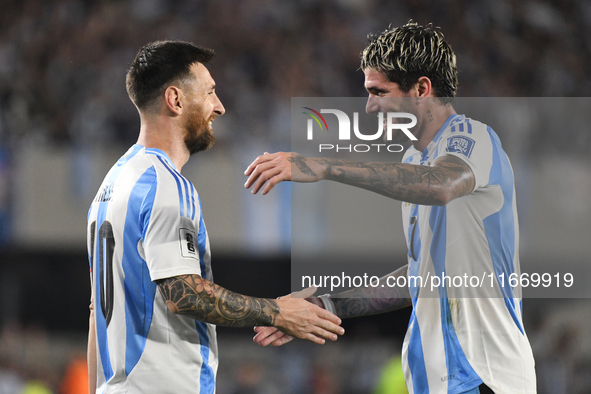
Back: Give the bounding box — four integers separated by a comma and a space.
244, 152, 475, 205
156, 274, 344, 345
321, 155, 473, 205
253, 265, 411, 346
328, 265, 411, 318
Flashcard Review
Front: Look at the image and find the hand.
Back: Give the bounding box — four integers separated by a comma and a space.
244, 152, 323, 195
253, 287, 340, 346
253, 325, 293, 347
253, 288, 310, 347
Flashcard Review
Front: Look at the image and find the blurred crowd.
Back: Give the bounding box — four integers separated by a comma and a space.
0, 323, 86, 394
0, 0, 590, 151
1, 298, 591, 393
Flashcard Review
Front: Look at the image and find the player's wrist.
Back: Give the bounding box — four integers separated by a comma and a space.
272, 298, 289, 328
315, 158, 330, 181
316, 294, 336, 315
305, 296, 323, 308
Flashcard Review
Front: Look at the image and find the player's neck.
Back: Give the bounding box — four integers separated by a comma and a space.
412, 104, 456, 152
137, 117, 190, 171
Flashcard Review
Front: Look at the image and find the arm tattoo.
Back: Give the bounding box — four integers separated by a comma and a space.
156, 275, 279, 327
288, 155, 317, 177
333, 297, 412, 319
331, 266, 412, 319
319, 155, 474, 205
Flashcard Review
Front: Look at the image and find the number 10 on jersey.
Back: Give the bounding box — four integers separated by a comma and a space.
90, 220, 115, 326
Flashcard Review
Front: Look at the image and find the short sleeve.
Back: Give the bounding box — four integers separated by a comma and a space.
437, 119, 493, 191
141, 168, 202, 282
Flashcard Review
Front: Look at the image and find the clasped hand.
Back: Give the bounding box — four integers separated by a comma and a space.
254, 287, 340, 346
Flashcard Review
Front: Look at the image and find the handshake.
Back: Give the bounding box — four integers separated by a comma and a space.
255, 287, 342, 347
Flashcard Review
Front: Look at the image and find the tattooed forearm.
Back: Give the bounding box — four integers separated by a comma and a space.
316, 155, 474, 205
156, 275, 280, 327
331, 266, 412, 319
333, 297, 412, 319
288, 155, 318, 177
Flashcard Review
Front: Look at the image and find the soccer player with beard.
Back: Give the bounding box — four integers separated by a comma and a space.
245, 23, 536, 394
86, 41, 344, 394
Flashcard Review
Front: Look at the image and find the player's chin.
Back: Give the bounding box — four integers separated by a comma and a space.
186, 134, 215, 155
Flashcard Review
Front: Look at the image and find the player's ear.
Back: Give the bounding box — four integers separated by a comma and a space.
164, 86, 183, 115
416, 77, 432, 101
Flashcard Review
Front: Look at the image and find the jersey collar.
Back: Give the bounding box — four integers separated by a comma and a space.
138, 145, 178, 171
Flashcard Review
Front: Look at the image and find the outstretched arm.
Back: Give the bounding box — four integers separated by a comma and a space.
253, 265, 411, 346
245, 152, 474, 205
329, 265, 412, 318
156, 274, 344, 345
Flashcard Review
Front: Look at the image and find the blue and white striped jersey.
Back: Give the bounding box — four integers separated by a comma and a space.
87, 144, 218, 394
400, 115, 536, 394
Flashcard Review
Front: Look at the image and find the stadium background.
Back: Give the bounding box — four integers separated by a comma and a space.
0, 0, 590, 393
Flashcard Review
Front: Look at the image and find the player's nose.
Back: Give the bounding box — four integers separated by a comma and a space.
213, 93, 225, 116
365, 96, 380, 114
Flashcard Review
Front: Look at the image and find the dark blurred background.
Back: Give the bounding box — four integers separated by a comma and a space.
0, 0, 590, 393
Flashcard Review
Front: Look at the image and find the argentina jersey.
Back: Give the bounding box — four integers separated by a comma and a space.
399, 115, 536, 394
87, 144, 218, 394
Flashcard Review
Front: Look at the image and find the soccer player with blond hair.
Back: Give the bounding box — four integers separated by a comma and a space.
245, 22, 536, 394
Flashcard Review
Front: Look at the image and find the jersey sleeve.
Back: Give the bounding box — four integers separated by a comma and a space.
437, 118, 493, 191
140, 168, 203, 282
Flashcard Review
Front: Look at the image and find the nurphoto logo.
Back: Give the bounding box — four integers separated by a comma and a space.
302, 107, 417, 153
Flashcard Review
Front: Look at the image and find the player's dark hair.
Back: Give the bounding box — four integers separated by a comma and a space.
126, 41, 215, 110
361, 22, 458, 105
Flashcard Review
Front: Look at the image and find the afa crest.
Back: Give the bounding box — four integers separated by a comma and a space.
446, 136, 475, 158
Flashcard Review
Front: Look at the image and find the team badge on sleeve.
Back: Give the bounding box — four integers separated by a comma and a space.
446, 136, 475, 158
179, 228, 198, 259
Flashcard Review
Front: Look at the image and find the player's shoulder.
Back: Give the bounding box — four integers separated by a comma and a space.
112, 147, 183, 195
432, 115, 495, 162
444, 115, 489, 137
439, 115, 493, 149
402, 145, 420, 164
142, 149, 197, 195
140, 148, 184, 181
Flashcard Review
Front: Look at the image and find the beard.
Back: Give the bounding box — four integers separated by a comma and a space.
184, 110, 216, 155
380, 97, 419, 145
387, 97, 419, 144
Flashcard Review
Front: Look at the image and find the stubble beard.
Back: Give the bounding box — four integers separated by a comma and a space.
184, 111, 216, 155
382, 98, 419, 145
